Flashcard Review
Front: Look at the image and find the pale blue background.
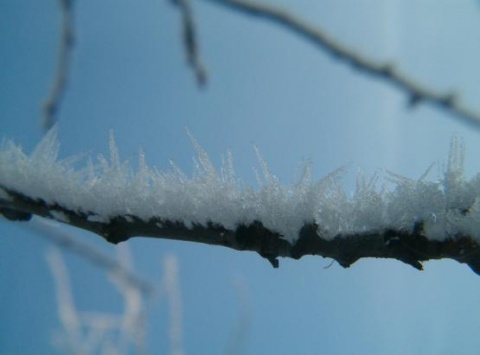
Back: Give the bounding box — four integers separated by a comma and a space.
2, 0, 480, 354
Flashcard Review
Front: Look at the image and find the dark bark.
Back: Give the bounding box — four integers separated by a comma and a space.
2, 185, 480, 275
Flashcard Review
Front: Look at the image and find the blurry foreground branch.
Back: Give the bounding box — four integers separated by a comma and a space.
202, 0, 480, 128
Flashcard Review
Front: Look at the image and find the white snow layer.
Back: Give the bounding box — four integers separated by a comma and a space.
1, 128, 480, 244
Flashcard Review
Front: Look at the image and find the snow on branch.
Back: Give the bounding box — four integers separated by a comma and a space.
202, 0, 480, 128
2, 129, 480, 274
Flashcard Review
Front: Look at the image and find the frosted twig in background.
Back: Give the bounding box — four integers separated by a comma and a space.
47, 248, 84, 354
203, 0, 480, 128
223, 276, 252, 355
171, 0, 207, 86
47, 244, 150, 354
163, 254, 185, 355
110, 245, 149, 354
31, 219, 155, 295
42, 0, 75, 130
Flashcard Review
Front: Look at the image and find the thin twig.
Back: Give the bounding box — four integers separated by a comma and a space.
47, 246, 150, 354
42, 0, 75, 130
163, 254, 185, 355
203, 0, 480, 128
223, 277, 251, 355
171, 0, 208, 87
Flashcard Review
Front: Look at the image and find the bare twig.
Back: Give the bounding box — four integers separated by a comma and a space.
42, 0, 75, 130
202, 0, 480, 128
171, 0, 208, 87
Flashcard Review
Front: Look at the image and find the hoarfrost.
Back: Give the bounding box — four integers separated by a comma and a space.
1, 129, 480, 244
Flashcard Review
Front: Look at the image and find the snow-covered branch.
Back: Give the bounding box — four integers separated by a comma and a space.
2, 130, 480, 274
201, 0, 480, 128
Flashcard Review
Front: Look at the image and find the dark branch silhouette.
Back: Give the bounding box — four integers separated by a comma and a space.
3, 185, 480, 275
172, 0, 208, 86
42, 0, 75, 130
201, 0, 480, 128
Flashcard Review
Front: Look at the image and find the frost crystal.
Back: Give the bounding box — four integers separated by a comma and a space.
1, 129, 480, 243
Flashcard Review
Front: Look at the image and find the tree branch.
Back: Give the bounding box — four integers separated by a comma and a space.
42, 0, 75, 130
30, 219, 156, 295
2, 132, 479, 275
202, 0, 480, 128
3, 185, 480, 275
171, 0, 208, 87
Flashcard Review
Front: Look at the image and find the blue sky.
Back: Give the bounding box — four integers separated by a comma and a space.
2, 0, 480, 354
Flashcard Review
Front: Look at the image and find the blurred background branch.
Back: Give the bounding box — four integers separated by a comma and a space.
162, 254, 185, 355
201, 0, 480, 128
32, 219, 188, 354
42, 0, 75, 130
47, 246, 149, 355
41, 0, 480, 129
172, 0, 208, 87
30, 219, 156, 295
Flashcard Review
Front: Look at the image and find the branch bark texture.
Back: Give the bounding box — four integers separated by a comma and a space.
3, 185, 480, 275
